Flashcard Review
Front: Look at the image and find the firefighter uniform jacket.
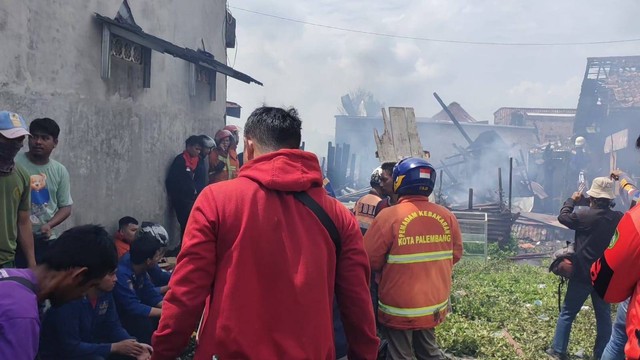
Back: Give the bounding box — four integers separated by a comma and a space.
364, 195, 463, 330
353, 193, 382, 231
208, 148, 239, 184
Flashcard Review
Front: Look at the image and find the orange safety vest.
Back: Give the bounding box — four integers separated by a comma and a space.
364, 195, 463, 330
208, 148, 239, 184
354, 193, 382, 229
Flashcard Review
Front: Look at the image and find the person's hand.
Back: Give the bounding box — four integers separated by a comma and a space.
111, 339, 147, 357
214, 161, 226, 172
571, 192, 583, 202
136, 344, 153, 360
40, 223, 52, 238
160, 285, 169, 295
611, 169, 624, 180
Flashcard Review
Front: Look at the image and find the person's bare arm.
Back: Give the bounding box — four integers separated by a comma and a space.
40, 205, 72, 237
17, 211, 35, 267
148, 307, 162, 317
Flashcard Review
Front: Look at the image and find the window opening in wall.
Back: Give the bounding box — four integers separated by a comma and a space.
96, 2, 262, 96
197, 66, 212, 84
111, 36, 143, 65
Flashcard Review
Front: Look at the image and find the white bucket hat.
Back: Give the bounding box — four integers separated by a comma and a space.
587, 177, 615, 199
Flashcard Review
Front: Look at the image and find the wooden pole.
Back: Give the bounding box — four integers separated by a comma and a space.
327, 142, 335, 182
498, 167, 504, 210
509, 157, 513, 212
433, 92, 473, 145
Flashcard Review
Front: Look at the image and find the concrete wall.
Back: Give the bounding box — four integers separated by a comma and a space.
0, 0, 229, 241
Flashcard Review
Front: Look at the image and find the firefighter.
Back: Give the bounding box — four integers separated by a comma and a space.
223, 124, 241, 166
364, 157, 463, 360
353, 167, 384, 233
208, 129, 239, 184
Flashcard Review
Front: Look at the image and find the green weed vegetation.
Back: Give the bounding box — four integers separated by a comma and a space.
437, 258, 610, 359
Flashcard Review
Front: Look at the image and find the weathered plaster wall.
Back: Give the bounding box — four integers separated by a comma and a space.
0, 0, 229, 242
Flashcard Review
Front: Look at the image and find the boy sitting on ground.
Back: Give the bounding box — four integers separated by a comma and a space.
113, 230, 165, 345
39, 270, 152, 360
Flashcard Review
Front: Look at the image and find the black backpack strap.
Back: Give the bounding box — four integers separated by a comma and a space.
557, 277, 566, 313
293, 191, 342, 257
0, 274, 37, 294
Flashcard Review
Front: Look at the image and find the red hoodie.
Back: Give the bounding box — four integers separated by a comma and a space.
151, 149, 379, 360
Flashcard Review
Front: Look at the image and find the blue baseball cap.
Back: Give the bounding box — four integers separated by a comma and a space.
0, 111, 30, 139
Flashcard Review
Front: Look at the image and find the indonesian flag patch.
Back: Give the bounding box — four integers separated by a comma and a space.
419, 168, 431, 179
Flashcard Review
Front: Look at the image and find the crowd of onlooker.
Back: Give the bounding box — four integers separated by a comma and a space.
164, 125, 242, 249
7, 104, 640, 360
0, 110, 246, 359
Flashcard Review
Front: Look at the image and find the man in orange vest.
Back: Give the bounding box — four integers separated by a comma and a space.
208, 129, 239, 184
223, 124, 241, 165
364, 157, 463, 359
353, 167, 384, 233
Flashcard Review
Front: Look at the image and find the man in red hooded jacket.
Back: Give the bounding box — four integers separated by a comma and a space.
151, 106, 379, 360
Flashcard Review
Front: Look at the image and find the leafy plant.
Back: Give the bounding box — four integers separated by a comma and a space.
438, 259, 609, 359
487, 235, 518, 260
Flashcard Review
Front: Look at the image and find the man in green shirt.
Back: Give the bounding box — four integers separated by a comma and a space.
15, 117, 73, 266
0, 111, 35, 268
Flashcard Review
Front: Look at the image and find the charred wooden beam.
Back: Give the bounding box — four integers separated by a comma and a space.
433, 92, 473, 146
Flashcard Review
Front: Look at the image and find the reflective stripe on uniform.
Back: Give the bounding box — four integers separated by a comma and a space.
387, 250, 453, 264
378, 298, 449, 317
219, 155, 235, 179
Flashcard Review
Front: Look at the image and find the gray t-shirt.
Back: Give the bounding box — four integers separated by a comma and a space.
15, 153, 73, 238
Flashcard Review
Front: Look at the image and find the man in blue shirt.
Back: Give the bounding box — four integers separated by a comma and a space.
40, 270, 152, 359
113, 231, 165, 345
137, 222, 171, 294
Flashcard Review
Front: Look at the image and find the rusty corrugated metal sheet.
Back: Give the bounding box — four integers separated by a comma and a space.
518, 212, 567, 229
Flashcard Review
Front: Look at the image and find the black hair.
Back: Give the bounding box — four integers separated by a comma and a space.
591, 197, 613, 209
118, 216, 138, 230
244, 106, 302, 151
636, 135, 640, 149
42, 225, 118, 284
130, 233, 164, 265
381, 162, 396, 175
30, 118, 60, 139
185, 135, 202, 148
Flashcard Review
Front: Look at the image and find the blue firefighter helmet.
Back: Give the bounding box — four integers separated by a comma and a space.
392, 157, 436, 197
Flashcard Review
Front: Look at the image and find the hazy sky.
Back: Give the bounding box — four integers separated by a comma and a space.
226, 0, 640, 156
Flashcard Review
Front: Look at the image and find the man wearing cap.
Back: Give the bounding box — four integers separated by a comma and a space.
0, 111, 36, 269
547, 177, 624, 360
